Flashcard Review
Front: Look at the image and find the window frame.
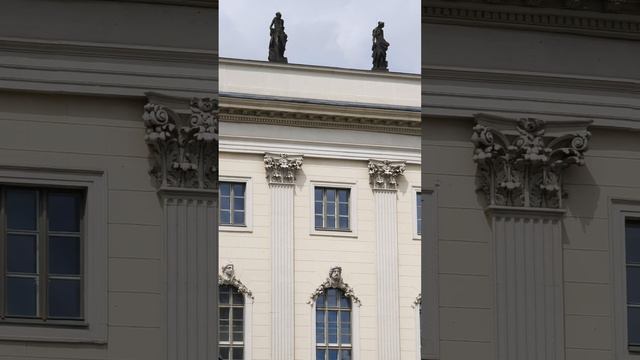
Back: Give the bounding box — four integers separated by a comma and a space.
310, 289, 360, 360
421, 188, 439, 359
0, 186, 85, 323
218, 284, 245, 359
309, 181, 358, 238
217, 282, 253, 360
412, 186, 422, 240
219, 177, 252, 233
610, 199, 640, 359
0, 165, 107, 343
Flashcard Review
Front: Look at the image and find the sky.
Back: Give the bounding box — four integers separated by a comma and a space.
219, 0, 421, 74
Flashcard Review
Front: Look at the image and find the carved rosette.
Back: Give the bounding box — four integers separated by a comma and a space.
471, 114, 590, 209
143, 97, 218, 190
368, 159, 406, 190
218, 263, 254, 300
264, 153, 303, 185
308, 266, 361, 305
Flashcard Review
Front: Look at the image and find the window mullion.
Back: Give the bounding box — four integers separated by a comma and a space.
39, 190, 48, 320
322, 190, 327, 229
229, 186, 235, 225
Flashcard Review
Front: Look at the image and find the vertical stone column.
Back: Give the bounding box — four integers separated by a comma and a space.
264, 153, 303, 360
471, 113, 591, 360
143, 94, 219, 360
368, 159, 406, 360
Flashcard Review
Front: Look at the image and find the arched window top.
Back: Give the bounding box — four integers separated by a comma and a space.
218, 263, 254, 301
309, 266, 360, 306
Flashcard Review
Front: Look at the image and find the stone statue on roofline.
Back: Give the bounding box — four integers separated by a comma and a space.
268, 12, 288, 63
371, 21, 389, 71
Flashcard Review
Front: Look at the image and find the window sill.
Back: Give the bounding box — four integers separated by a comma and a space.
629, 345, 640, 353
219, 225, 252, 233
310, 229, 358, 239
0, 318, 88, 328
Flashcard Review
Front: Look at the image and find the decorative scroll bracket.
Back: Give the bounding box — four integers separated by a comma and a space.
264, 153, 303, 185
471, 113, 591, 209
368, 159, 406, 190
218, 263, 254, 301
143, 92, 218, 190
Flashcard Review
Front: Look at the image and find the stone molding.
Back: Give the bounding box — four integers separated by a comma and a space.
308, 266, 361, 305
218, 263, 254, 301
423, 1, 640, 39
264, 153, 303, 185
412, 293, 422, 308
143, 94, 218, 190
368, 159, 406, 190
472, 113, 591, 208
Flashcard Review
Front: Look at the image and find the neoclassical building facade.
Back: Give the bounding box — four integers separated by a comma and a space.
218, 58, 422, 360
0, 1, 218, 360
422, 2, 640, 360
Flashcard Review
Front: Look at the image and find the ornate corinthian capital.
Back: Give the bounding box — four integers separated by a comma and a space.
264, 153, 303, 185
368, 159, 406, 190
471, 113, 591, 209
143, 94, 218, 190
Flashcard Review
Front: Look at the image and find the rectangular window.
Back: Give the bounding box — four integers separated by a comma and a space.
417, 192, 422, 236
626, 219, 640, 349
314, 187, 350, 231
220, 182, 246, 226
1, 186, 84, 322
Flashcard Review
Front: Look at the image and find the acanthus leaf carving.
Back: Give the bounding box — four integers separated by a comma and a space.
308, 266, 361, 306
368, 159, 406, 190
218, 263, 254, 301
143, 97, 218, 190
264, 153, 303, 185
471, 114, 591, 209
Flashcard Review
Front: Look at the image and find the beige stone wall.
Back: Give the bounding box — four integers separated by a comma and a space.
0, 91, 162, 359
219, 151, 421, 360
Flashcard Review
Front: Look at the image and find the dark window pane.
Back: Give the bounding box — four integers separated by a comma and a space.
629, 306, 640, 346
48, 192, 82, 232
220, 210, 231, 224
326, 216, 335, 229
315, 188, 323, 202
7, 276, 37, 317
341, 349, 352, 360
340, 294, 351, 308
326, 201, 335, 215
233, 197, 245, 211
315, 215, 323, 228
328, 349, 339, 360
315, 201, 323, 215
220, 183, 231, 196
338, 203, 348, 216
232, 290, 244, 305
339, 217, 349, 230
627, 221, 640, 264
219, 347, 229, 360
233, 211, 245, 225
6, 189, 38, 231
316, 349, 326, 360
232, 348, 243, 360
48, 279, 81, 318
317, 293, 325, 306
220, 196, 231, 211
628, 267, 640, 305
7, 234, 37, 273
341, 311, 351, 343
219, 307, 230, 341
326, 189, 335, 202
232, 183, 245, 197
328, 310, 338, 343
316, 309, 325, 343
327, 289, 338, 307
49, 236, 80, 275
219, 285, 230, 304
338, 190, 348, 203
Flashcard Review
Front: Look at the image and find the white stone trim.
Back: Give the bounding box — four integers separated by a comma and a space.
412, 295, 422, 360
0, 165, 107, 343
309, 180, 358, 238
610, 199, 640, 360
244, 293, 254, 360
421, 188, 440, 359
219, 176, 253, 233
412, 186, 422, 241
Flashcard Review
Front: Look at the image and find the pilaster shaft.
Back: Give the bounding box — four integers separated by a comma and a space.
265, 153, 302, 360
369, 159, 405, 360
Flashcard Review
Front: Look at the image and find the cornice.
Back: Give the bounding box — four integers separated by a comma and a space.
423, 1, 640, 40
219, 96, 421, 136
91, 0, 216, 8
0, 37, 217, 65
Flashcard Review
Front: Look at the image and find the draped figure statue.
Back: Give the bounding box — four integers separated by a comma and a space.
268, 12, 288, 63
371, 21, 389, 71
